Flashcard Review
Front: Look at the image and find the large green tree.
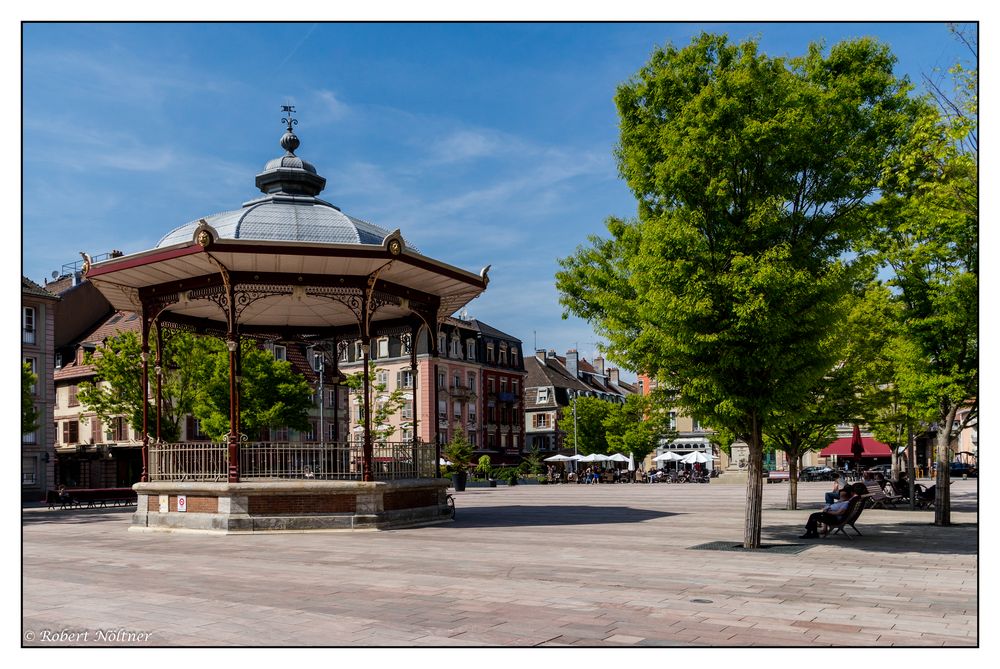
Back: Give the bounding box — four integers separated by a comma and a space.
556, 33, 915, 547
866, 28, 977, 525
80, 329, 313, 442
764, 361, 855, 511
561, 395, 614, 454
603, 392, 674, 463
78, 329, 210, 442
193, 340, 313, 440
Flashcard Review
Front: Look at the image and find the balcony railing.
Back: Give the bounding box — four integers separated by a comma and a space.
148, 441, 439, 482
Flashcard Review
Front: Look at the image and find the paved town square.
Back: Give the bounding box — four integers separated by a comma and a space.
23, 479, 977, 647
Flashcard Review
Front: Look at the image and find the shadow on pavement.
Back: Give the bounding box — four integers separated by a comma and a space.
22, 508, 135, 525
438, 504, 679, 529
760, 521, 978, 556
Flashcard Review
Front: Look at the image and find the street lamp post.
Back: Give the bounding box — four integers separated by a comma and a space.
573, 390, 578, 456
318, 352, 325, 448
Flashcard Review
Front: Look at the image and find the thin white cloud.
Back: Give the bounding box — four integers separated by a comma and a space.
426, 129, 505, 164
313, 90, 351, 122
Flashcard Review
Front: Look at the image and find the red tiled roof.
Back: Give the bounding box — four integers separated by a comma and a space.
54, 311, 142, 381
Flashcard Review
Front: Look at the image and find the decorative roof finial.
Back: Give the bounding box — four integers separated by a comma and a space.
279, 105, 300, 155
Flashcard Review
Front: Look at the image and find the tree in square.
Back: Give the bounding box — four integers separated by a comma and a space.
556, 33, 917, 547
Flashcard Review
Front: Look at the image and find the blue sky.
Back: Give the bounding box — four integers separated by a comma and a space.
21, 21, 974, 375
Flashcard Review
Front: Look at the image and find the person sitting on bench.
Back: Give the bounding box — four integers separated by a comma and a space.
801, 488, 853, 538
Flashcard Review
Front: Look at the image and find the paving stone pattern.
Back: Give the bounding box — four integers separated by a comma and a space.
22, 479, 978, 647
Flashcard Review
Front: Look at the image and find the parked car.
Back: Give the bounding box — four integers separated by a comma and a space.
800, 466, 836, 481
865, 464, 893, 477
950, 462, 978, 478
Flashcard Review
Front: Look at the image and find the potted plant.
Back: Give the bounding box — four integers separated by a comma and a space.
443, 432, 474, 491
476, 455, 496, 487
498, 466, 519, 487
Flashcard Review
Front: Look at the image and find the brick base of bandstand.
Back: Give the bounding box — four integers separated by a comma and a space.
130, 479, 452, 534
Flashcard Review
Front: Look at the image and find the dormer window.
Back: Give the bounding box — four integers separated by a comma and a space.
499, 343, 508, 365
536, 387, 549, 403
272, 344, 286, 361
438, 333, 447, 356
466, 339, 476, 360
486, 343, 495, 363
510, 347, 518, 367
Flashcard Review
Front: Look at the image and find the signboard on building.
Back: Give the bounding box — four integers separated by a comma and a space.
177, 495, 187, 512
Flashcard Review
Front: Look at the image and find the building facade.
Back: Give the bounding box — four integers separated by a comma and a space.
52, 310, 143, 488
22, 277, 59, 501
337, 317, 526, 464
523, 348, 635, 454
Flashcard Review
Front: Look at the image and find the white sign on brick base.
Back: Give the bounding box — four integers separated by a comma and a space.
177, 495, 187, 512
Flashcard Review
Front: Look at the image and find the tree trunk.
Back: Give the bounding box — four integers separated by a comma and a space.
890, 443, 900, 483
786, 450, 799, 511
934, 405, 957, 526
743, 418, 764, 549
907, 424, 916, 511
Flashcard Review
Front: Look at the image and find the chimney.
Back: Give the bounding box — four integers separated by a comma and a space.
536, 349, 547, 361
565, 349, 579, 379
546, 349, 556, 359
609, 368, 620, 386
593, 357, 605, 375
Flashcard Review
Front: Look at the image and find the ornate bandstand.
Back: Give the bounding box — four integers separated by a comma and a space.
83, 110, 489, 533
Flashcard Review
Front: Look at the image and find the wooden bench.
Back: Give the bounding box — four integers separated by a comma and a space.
47, 488, 137, 510
826, 495, 866, 539
863, 480, 904, 509
767, 471, 790, 483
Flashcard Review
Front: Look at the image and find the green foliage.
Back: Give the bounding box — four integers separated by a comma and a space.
442, 431, 474, 474
864, 33, 978, 523
79, 329, 315, 443
520, 446, 544, 475
496, 466, 519, 485
78, 329, 214, 442
562, 396, 613, 454
603, 392, 673, 462
342, 361, 408, 442
556, 33, 916, 547
192, 340, 313, 440
22, 362, 39, 435
476, 455, 493, 480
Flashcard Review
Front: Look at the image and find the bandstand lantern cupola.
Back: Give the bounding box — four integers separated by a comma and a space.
83, 110, 489, 531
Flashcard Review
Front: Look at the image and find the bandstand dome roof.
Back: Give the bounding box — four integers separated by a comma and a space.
83, 115, 488, 334
156, 126, 415, 251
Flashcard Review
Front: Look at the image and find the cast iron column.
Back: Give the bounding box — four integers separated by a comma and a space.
155, 322, 163, 443
410, 322, 420, 473
331, 338, 340, 448
362, 338, 373, 482
227, 336, 240, 482
139, 309, 150, 483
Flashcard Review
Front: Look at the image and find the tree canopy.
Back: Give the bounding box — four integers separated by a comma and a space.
865, 28, 978, 524
22, 362, 39, 435
561, 395, 614, 454
193, 339, 313, 440
556, 33, 917, 547
79, 329, 314, 442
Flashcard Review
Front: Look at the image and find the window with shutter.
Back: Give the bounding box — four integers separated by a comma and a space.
22, 307, 36, 344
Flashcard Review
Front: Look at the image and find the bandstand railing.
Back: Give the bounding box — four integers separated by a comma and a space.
147, 441, 438, 482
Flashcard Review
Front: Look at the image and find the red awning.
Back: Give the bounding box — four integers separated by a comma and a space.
819, 437, 892, 457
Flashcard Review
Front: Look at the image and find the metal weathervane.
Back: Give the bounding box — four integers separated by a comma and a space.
281, 105, 297, 129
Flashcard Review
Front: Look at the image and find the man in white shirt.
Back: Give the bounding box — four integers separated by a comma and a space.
801, 488, 853, 538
